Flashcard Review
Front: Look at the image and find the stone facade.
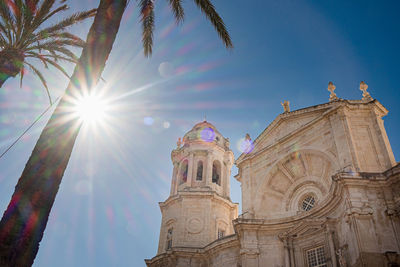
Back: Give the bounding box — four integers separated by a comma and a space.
146, 95, 400, 267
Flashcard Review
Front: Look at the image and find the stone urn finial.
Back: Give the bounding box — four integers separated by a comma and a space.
327, 81, 338, 101
281, 100, 290, 113
360, 81, 372, 101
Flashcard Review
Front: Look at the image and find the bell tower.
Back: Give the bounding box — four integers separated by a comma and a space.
156, 121, 238, 254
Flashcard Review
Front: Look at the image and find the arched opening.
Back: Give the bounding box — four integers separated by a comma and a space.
196, 161, 203, 181
212, 161, 221, 185
179, 160, 188, 185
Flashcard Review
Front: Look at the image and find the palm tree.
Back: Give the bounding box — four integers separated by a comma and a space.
0, 0, 96, 103
0, 0, 232, 266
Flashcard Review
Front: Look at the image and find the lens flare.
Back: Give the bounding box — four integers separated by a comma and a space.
200, 127, 215, 142
237, 138, 254, 154
74, 93, 109, 124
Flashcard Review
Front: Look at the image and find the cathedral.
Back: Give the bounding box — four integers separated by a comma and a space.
145, 82, 400, 267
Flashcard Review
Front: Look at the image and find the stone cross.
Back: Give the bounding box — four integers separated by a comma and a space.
327, 81, 338, 101
281, 100, 290, 113
360, 81, 372, 101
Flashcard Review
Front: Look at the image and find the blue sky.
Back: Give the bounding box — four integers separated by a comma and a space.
0, 1, 399, 266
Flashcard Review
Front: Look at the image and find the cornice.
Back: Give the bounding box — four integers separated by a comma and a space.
159, 191, 238, 211
236, 98, 388, 166
144, 234, 239, 265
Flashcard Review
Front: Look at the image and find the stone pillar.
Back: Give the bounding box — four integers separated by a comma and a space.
372, 112, 396, 168
284, 238, 290, 267
289, 238, 296, 267
187, 152, 194, 186
221, 161, 226, 195
223, 161, 228, 197
170, 162, 179, 195
240, 248, 259, 267
206, 153, 213, 187
327, 228, 337, 267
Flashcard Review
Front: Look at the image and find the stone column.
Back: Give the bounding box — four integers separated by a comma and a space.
327, 228, 337, 267
223, 161, 228, 197
240, 248, 259, 267
170, 162, 179, 195
221, 160, 226, 194
206, 152, 213, 187
289, 238, 296, 267
284, 238, 290, 267
372, 112, 396, 168
187, 152, 194, 186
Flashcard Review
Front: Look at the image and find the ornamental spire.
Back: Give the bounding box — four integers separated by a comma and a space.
327, 81, 338, 101
360, 81, 373, 101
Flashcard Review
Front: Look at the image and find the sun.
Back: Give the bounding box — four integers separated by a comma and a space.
74, 93, 109, 124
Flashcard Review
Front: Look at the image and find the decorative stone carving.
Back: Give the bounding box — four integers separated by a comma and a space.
360, 81, 373, 101
186, 217, 204, 234
281, 100, 290, 113
345, 205, 374, 223
328, 81, 338, 101
336, 247, 347, 267
386, 203, 400, 218
176, 137, 182, 148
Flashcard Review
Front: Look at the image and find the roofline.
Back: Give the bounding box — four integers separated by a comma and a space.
235, 98, 386, 165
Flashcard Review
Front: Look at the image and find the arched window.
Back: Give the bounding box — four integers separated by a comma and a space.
179, 160, 188, 185
196, 161, 203, 181
212, 161, 221, 185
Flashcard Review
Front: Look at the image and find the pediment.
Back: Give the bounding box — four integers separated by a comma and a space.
252, 108, 330, 155
236, 103, 336, 165
279, 218, 326, 239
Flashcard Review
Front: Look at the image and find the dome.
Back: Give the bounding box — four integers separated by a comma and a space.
182, 121, 229, 149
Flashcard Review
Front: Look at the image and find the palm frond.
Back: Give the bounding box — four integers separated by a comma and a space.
25, 52, 76, 63
0, 21, 12, 44
30, 31, 85, 47
30, 0, 56, 30
41, 4, 68, 23
0, 1, 16, 44
26, 42, 78, 60
35, 9, 96, 37
12, 0, 24, 40
193, 0, 233, 49
139, 0, 155, 57
41, 57, 70, 79
25, 61, 52, 104
168, 0, 184, 24
21, 0, 39, 39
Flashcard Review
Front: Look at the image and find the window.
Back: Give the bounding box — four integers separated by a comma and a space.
306, 246, 327, 267
301, 195, 316, 211
166, 228, 173, 250
217, 229, 225, 239
196, 161, 203, 181
179, 160, 188, 185
212, 161, 221, 185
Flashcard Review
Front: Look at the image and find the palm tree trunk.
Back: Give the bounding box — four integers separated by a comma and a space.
0, 1, 127, 266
